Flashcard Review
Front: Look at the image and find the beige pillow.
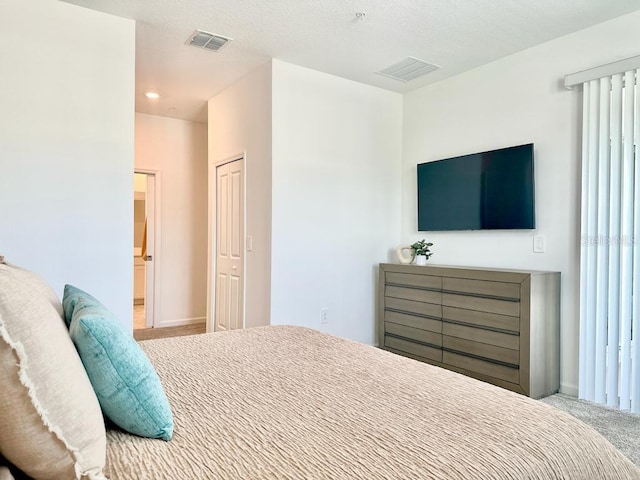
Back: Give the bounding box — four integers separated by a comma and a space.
3, 259, 64, 317
0, 260, 107, 480
0, 466, 15, 480
0, 455, 17, 480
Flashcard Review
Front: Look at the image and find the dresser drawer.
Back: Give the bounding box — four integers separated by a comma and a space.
386, 285, 441, 304
386, 272, 442, 290
443, 336, 519, 366
442, 306, 519, 333
442, 293, 520, 317
385, 297, 442, 318
443, 277, 520, 300
385, 311, 441, 333
442, 321, 519, 350
443, 351, 519, 384
386, 322, 442, 347
385, 336, 442, 363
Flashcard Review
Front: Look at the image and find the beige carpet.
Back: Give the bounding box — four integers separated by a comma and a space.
541, 393, 640, 467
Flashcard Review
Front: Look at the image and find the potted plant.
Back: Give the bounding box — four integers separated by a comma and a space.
410, 239, 433, 266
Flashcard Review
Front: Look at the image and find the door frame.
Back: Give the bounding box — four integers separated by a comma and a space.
135, 168, 161, 328
207, 153, 246, 332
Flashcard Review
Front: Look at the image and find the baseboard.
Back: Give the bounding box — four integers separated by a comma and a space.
155, 317, 206, 328
560, 382, 578, 397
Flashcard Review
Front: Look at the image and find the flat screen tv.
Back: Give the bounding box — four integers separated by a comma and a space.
417, 143, 535, 231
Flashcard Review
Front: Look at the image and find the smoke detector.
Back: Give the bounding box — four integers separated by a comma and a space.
376, 57, 440, 82
186, 30, 232, 52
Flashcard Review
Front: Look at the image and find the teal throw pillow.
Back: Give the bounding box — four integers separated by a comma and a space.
62, 284, 101, 326
69, 298, 174, 441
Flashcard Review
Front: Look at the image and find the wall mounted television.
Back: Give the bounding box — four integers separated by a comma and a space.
417, 143, 535, 231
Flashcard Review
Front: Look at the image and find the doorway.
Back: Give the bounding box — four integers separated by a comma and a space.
210, 158, 244, 332
133, 171, 157, 329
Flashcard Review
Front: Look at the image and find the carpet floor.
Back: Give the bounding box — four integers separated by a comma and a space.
541, 393, 640, 467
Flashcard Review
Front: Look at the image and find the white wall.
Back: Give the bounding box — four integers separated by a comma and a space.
0, 0, 134, 326
271, 60, 403, 345
208, 62, 273, 329
402, 10, 640, 395
135, 113, 208, 326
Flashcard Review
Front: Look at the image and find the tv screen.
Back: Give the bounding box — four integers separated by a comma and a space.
417, 143, 535, 231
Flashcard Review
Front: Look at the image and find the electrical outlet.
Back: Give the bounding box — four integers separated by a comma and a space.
247, 235, 253, 252
533, 235, 545, 253
320, 308, 328, 325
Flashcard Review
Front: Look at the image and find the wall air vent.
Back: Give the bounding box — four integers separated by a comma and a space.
376, 57, 440, 82
186, 30, 232, 52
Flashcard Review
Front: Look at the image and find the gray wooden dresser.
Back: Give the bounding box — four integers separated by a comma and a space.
378, 263, 560, 398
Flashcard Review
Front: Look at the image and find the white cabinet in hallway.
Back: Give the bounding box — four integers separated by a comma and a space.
134, 254, 145, 305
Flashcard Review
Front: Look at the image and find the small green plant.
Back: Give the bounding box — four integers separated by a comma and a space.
411, 239, 433, 258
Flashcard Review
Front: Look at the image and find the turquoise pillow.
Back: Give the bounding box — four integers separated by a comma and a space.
69, 298, 174, 441
62, 284, 101, 326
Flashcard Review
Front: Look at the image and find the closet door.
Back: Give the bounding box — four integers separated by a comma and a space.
215, 159, 244, 331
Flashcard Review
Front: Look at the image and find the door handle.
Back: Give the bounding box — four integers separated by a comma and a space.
143, 255, 153, 261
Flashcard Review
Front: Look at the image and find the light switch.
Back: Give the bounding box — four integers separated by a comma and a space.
533, 235, 545, 253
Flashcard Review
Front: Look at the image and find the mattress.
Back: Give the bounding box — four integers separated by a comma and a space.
106, 326, 640, 479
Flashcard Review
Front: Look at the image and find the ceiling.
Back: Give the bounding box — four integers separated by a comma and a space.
61, 0, 640, 124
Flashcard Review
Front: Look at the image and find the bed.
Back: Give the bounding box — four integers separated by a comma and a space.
104, 326, 639, 479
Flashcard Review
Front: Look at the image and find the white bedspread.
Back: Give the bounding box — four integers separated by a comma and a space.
105, 326, 640, 479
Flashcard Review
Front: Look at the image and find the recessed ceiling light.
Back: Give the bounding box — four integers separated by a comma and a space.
145, 92, 160, 99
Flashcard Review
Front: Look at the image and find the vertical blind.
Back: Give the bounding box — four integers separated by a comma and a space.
579, 68, 639, 412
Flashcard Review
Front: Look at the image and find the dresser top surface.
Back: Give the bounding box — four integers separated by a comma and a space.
380, 263, 560, 278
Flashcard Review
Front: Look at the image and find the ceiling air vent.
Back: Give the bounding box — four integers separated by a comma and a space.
376, 57, 440, 82
186, 30, 232, 52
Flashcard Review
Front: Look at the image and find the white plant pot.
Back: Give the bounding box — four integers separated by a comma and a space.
415, 255, 427, 266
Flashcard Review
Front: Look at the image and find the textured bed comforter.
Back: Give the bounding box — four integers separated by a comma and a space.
106, 326, 640, 479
